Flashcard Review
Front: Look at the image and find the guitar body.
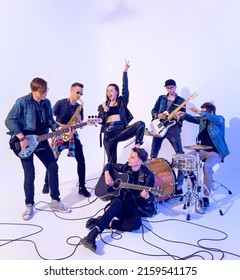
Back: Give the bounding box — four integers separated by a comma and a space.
95, 169, 158, 217
9, 135, 39, 159
150, 92, 199, 138
150, 118, 176, 137
94, 170, 129, 201
8, 117, 101, 159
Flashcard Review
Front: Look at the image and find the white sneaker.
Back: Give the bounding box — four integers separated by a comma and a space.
50, 199, 71, 213
22, 204, 34, 220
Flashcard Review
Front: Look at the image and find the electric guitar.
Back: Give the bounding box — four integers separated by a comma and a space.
9, 117, 101, 159
94, 169, 166, 202
150, 92, 199, 137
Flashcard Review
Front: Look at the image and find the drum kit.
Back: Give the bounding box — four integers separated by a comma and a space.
146, 141, 224, 220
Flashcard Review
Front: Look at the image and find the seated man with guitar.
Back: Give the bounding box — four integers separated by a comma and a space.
81, 147, 157, 253
5, 77, 71, 220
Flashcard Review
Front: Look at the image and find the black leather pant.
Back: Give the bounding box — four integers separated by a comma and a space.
95, 197, 142, 232
104, 120, 145, 163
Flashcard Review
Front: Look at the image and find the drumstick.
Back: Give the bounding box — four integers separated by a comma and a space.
173, 103, 193, 110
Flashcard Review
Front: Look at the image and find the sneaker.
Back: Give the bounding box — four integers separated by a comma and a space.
203, 197, 210, 208
22, 204, 34, 220
42, 183, 49, 194
50, 199, 71, 213
78, 187, 91, 197
199, 197, 210, 209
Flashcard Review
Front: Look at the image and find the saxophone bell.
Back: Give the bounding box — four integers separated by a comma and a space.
61, 98, 83, 142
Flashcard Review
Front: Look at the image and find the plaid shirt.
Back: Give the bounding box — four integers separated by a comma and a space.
51, 132, 79, 159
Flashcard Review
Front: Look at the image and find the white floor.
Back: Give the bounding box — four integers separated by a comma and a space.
0, 160, 239, 261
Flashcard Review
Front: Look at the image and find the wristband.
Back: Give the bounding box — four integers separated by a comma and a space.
19, 136, 26, 142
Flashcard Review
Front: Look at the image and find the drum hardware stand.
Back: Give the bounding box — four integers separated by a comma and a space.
179, 173, 194, 209
212, 178, 232, 194
182, 149, 224, 220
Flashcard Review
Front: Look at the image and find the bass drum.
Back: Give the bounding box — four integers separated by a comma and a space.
147, 158, 176, 201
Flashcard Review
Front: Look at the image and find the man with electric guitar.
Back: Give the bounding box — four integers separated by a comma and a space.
150, 79, 186, 195
5, 77, 71, 220
81, 147, 156, 253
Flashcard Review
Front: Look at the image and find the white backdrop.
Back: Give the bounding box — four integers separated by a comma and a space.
1, 0, 240, 186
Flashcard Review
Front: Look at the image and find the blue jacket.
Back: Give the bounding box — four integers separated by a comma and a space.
183, 111, 230, 159
5, 93, 58, 136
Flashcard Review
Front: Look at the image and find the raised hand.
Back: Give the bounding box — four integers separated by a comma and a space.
123, 59, 130, 72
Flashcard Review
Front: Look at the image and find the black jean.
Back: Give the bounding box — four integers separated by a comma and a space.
95, 197, 142, 232
20, 141, 60, 205
104, 121, 145, 163
44, 136, 86, 188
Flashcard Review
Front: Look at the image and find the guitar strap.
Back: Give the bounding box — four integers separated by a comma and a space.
41, 101, 52, 129
168, 95, 180, 113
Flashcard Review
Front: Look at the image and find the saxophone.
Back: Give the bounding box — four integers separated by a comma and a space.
61, 98, 84, 142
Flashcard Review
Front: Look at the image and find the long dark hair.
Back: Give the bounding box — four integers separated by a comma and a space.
106, 83, 119, 102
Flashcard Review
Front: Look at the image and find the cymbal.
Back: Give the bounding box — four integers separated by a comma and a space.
184, 144, 213, 150
144, 129, 162, 138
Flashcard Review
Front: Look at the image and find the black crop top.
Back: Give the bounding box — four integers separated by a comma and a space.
106, 105, 119, 118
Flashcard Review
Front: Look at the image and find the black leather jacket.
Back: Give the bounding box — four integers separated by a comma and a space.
98, 72, 134, 137
103, 162, 156, 217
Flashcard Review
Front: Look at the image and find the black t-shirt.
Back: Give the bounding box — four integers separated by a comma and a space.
198, 121, 218, 153
52, 98, 83, 124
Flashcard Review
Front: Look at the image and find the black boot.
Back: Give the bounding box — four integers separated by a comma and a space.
86, 216, 102, 230
78, 186, 91, 197
42, 183, 49, 194
81, 226, 100, 252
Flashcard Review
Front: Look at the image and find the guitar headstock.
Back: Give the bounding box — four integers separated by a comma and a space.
87, 116, 102, 126
152, 186, 166, 197
189, 92, 199, 100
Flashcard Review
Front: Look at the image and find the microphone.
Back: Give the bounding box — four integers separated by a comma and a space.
105, 100, 110, 114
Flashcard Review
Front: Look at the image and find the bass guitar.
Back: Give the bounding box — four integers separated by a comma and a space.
94, 169, 165, 202
9, 116, 101, 159
150, 92, 198, 137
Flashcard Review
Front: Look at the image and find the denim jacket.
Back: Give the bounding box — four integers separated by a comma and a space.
5, 93, 58, 136
183, 111, 230, 159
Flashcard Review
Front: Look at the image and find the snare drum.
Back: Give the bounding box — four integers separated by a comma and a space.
147, 158, 176, 201
172, 154, 197, 171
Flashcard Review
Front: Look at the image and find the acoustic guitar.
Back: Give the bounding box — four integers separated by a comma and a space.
95, 169, 165, 201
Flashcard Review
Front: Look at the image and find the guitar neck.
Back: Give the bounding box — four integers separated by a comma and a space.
167, 97, 191, 120
36, 122, 88, 142
119, 182, 153, 193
